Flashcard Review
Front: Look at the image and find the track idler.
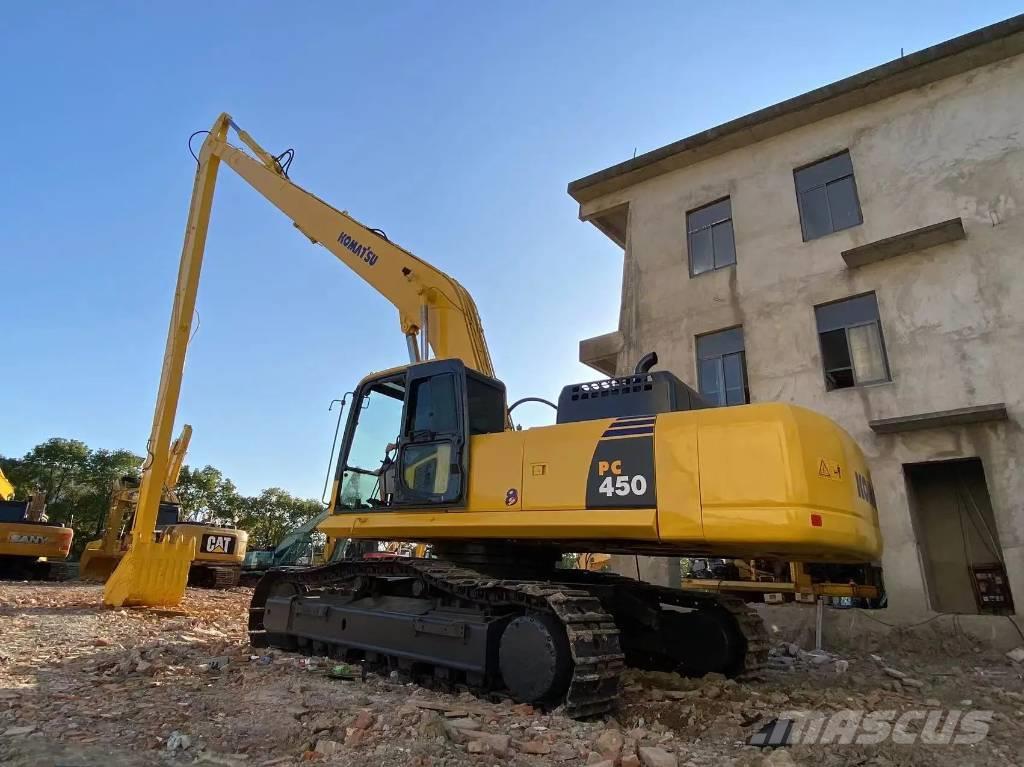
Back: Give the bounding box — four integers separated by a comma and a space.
498, 614, 574, 705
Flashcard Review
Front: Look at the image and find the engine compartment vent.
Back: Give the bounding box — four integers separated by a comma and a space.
556, 370, 711, 424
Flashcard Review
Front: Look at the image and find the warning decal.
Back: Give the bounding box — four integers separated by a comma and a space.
817, 458, 843, 482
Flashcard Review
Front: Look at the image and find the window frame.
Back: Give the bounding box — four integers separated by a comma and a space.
695, 325, 750, 407
814, 293, 892, 392
793, 150, 863, 241
343, 376, 407, 475
686, 196, 736, 277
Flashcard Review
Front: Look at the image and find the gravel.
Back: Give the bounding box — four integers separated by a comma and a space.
2, 582, 1023, 766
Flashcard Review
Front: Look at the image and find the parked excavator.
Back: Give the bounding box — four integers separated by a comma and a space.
575, 552, 611, 572
0, 468, 73, 580
240, 509, 329, 585
241, 517, 431, 585
116, 113, 881, 716
81, 425, 249, 588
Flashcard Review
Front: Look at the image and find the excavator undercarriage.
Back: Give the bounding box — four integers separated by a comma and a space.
249, 545, 768, 717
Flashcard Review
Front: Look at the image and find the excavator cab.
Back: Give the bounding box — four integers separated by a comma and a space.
335, 359, 506, 511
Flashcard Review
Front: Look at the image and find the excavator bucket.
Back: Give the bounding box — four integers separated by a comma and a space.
102, 536, 196, 607
78, 547, 121, 582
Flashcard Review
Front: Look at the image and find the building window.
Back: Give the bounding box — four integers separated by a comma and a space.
815, 293, 890, 391
687, 197, 736, 276
794, 151, 862, 240
696, 326, 749, 406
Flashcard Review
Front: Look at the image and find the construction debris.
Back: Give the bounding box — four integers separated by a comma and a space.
1, 583, 1023, 766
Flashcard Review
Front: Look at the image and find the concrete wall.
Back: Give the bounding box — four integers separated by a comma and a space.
581, 54, 1024, 616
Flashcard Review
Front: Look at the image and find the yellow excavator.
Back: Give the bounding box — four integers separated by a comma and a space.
113, 113, 881, 716
0, 468, 73, 580
81, 426, 249, 588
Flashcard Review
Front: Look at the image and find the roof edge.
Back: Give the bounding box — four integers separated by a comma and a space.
568, 14, 1024, 204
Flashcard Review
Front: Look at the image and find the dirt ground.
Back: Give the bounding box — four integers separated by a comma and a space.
1, 582, 1023, 767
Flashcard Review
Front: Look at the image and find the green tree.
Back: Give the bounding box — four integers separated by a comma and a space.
1, 440, 142, 556
3, 437, 324, 559
177, 465, 240, 526
235, 487, 323, 550
80, 448, 144, 536
3, 438, 90, 509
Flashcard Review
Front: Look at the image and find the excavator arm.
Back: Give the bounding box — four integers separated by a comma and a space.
164, 424, 192, 497
0, 469, 13, 502
104, 113, 497, 606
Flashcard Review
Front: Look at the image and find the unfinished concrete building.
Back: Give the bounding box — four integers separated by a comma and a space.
569, 16, 1024, 618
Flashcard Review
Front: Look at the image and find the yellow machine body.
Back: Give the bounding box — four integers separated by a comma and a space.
167, 523, 249, 564
126, 113, 881, 608
0, 522, 74, 560
81, 523, 248, 581
0, 469, 13, 501
319, 394, 880, 563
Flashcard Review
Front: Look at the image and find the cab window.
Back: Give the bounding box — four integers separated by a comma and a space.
399, 374, 459, 501
338, 378, 405, 507
405, 374, 458, 435
467, 375, 506, 435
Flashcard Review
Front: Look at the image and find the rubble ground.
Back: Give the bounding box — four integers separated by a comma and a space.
2, 583, 1023, 766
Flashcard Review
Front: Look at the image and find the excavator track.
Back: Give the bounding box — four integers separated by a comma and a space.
249, 558, 623, 717
190, 565, 241, 589
249, 557, 768, 716
555, 568, 770, 678
0, 558, 76, 582
41, 560, 78, 582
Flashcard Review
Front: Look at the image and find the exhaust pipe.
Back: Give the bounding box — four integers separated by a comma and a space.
634, 352, 658, 375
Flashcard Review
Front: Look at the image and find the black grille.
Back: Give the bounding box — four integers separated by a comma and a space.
556, 370, 710, 424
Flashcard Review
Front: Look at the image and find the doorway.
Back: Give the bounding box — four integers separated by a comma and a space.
904, 458, 1012, 614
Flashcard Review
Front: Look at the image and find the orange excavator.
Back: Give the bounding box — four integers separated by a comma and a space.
0, 468, 73, 580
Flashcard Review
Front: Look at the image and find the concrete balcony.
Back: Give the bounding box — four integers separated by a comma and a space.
842, 217, 965, 268
579, 331, 623, 377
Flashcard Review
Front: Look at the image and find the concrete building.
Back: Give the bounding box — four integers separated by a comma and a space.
568, 16, 1024, 618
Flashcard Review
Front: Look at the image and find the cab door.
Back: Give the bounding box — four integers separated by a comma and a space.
389, 360, 471, 508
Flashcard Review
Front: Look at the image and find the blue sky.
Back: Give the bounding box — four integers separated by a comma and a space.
2, 2, 1018, 497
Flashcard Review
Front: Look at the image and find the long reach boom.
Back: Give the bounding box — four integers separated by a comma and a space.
104, 114, 495, 606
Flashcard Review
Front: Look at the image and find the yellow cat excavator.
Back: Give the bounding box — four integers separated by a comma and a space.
0, 468, 73, 580
118, 113, 881, 716
81, 426, 248, 588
